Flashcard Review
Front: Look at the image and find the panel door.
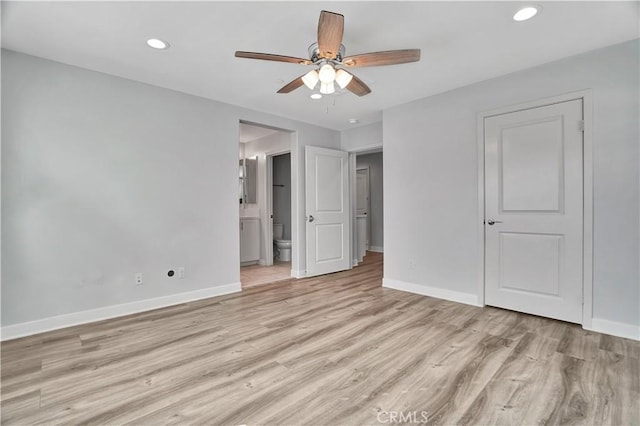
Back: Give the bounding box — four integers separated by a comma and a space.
485, 99, 583, 323
356, 169, 369, 216
305, 146, 350, 277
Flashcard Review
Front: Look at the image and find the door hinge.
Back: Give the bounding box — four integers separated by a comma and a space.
578, 120, 585, 132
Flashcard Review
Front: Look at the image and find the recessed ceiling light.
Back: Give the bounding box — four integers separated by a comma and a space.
310, 93, 322, 100
146, 38, 169, 50
513, 6, 540, 21
348, 118, 359, 124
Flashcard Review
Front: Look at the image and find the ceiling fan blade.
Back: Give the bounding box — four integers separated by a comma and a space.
317, 11, 344, 59
235, 51, 312, 65
345, 73, 371, 97
277, 75, 306, 94
342, 49, 421, 67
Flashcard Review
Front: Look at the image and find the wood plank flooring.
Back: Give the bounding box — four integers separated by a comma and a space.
241, 261, 291, 289
2, 252, 639, 425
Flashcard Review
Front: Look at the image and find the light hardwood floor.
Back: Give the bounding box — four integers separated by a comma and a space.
241, 261, 291, 288
2, 252, 639, 425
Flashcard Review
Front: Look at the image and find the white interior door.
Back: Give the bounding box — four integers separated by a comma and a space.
356, 169, 369, 216
306, 146, 350, 277
356, 168, 370, 251
485, 99, 584, 324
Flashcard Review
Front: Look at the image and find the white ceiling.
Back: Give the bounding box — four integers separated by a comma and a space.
2, 1, 638, 131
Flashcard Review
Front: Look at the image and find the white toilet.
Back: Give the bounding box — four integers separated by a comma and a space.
273, 223, 292, 262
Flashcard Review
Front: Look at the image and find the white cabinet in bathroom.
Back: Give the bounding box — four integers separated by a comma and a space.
240, 218, 260, 263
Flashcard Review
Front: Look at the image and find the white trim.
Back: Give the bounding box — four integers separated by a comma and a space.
1, 283, 241, 341
349, 152, 357, 272
383, 278, 481, 307
264, 149, 292, 268
346, 143, 383, 154
476, 90, 594, 327
369, 246, 384, 253
581, 93, 594, 330
291, 269, 306, 278
265, 154, 274, 266
476, 115, 486, 306
587, 318, 640, 341
258, 259, 267, 266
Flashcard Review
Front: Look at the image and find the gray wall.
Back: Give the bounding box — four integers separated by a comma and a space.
356, 152, 383, 250
341, 122, 383, 152
1, 49, 340, 327
273, 153, 292, 241
384, 39, 639, 328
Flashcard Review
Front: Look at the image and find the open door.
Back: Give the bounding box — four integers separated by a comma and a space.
305, 146, 351, 277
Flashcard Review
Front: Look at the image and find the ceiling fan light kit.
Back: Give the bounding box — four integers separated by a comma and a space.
302, 69, 319, 90
320, 81, 335, 95
235, 10, 420, 97
335, 69, 353, 89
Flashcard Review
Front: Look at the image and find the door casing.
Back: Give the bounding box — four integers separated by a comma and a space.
476, 90, 593, 328
265, 149, 292, 267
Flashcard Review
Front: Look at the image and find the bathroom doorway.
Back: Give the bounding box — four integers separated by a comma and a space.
239, 122, 293, 288
353, 149, 384, 265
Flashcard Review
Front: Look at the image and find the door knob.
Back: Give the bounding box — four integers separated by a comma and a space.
307, 215, 315, 223
487, 220, 503, 225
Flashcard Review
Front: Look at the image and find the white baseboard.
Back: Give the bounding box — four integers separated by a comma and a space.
1, 283, 241, 341
369, 246, 384, 253
352, 259, 359, 267
258, 259, 267, 266
587, 318, 640, 341
291, 269, 306, 279
383, 278, 481, 307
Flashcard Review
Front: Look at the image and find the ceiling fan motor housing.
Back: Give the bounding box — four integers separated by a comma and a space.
309, 42, 346, 64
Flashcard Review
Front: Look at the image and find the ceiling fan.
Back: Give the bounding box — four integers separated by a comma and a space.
235, 10, 421, 97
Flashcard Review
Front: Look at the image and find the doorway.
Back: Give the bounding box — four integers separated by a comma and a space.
478, 92, 593, 325
353, 150, 384, 266
239, 122, 293, 288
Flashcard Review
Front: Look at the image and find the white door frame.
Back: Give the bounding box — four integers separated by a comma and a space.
476, 90, 593, 328
265, 149, 291, 267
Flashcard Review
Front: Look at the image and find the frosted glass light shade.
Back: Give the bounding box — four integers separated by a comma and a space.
335, 69, 353, 89
318, 64, 336, 83
302, 70, 319, 90
320, 81, 335, 94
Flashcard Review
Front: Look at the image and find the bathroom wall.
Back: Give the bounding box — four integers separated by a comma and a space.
273, 153, 292, 241
356, 152, 383, 251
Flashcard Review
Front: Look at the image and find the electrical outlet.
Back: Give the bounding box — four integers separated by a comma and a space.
409, 260, 415, 270
178, 267, 185, 279
135, 273, 143, 285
